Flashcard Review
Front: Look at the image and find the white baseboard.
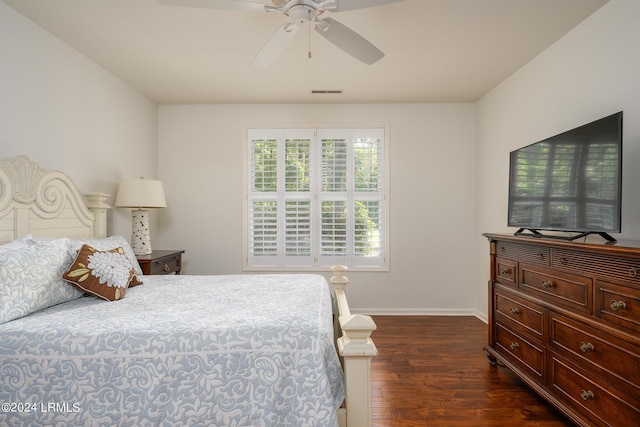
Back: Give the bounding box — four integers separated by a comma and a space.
475, 311, 488, 324
351, 308, 489, 324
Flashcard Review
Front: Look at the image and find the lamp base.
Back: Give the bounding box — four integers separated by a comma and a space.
131, 209, 152, 255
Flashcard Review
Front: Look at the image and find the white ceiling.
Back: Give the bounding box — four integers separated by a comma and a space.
3, 0, 608, 104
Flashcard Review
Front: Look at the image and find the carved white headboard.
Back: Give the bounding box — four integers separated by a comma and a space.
0, 156, 110, 244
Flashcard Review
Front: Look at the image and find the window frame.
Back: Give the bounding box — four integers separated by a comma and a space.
243, 126, 389, 272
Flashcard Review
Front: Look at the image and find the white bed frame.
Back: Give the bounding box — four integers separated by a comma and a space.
0, 155, 378, 427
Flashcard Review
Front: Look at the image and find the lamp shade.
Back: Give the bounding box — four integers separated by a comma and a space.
115, 179, 167, 209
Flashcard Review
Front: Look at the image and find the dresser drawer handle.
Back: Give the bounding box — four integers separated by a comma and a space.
610, 300, 627, 311
630, 267, 638, 278
510, 308, 520, 315
542, 280, 554, 289
536, 252, 544, 261
499, 268, 512, 275
579, 342, 594, 353
163, 263, 170, 272
509, 342, 519, 350
559, 256, 568, 265
580, 390, 595, 401
499, 246, 506, 253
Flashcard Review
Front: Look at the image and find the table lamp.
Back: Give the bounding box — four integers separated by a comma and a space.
115, 178, 167, 255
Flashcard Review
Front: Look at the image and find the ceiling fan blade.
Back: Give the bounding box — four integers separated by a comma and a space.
251, 23, 300, 69
314, 17, 384, 65
332, 0, 406, 13
157, 0, 269, 11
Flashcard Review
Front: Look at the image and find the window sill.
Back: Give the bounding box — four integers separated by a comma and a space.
242, 265, 389, 273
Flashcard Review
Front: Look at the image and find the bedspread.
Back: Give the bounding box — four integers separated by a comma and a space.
0, 274, 344, 427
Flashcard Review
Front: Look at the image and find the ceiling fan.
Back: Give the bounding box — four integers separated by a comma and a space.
158, 0, 405, 68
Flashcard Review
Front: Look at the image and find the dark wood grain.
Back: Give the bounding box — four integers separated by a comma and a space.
370, 316, 574, 426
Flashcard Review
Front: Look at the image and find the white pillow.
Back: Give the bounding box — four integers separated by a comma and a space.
71, 235, 143, 277
0, 238, 83, 324
0, 234, 35, 253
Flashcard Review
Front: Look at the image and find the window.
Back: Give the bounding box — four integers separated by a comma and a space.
245, 128, 387, 270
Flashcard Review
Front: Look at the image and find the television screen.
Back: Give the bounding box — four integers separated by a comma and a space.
508, 112, 622, 239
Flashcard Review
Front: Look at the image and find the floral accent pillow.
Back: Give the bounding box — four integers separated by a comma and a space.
71, 235, 144, 277
63, 244, 142, 301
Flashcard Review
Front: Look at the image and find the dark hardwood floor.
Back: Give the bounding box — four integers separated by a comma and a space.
370, 316, 574, 427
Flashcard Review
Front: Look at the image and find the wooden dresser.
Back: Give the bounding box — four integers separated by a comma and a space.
483, 234, 640, 427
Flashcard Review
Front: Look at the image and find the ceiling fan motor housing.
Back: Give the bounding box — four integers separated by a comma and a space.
288, 5, 316, 24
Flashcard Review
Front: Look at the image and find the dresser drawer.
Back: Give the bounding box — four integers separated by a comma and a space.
495, 323, 545, 382
495, 257, 517, 287
520, 265, 592, 314
495, 241, 550, 265
596, 280, 640, 333
550, 355, 640, 427
148, 254, 181, 274
553, 248, 640, 287
137, 250, 184, 275
550, 313, 640, 391
495, 286, 545, 340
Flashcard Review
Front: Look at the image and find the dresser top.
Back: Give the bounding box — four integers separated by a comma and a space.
483, 233, 640, 258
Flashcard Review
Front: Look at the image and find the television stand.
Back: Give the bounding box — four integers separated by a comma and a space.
513, 228, 617, 242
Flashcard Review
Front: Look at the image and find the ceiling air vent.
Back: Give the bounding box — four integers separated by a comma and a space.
311, 90, 343, 94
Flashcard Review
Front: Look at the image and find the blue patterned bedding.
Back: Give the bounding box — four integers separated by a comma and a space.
0, 274, 344, 427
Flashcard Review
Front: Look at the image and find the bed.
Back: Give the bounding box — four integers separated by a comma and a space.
0, 156, 377, 427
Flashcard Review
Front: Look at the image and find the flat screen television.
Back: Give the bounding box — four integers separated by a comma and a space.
508, 111, 623, 242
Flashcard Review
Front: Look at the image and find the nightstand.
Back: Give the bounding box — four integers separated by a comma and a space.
136, 250, 185, 275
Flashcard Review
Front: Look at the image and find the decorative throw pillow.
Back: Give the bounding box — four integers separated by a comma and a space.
0, 238, 82, 324
71, 235, 144, 277
63, 244, 142, 301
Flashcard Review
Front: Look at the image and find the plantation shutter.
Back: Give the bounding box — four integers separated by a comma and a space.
249, 134, 278, 259
283, 133, 312, 262
317, 129, 384, 267
247, 127, 385, 269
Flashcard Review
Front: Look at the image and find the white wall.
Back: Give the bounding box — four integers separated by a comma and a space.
475, 0, 640, 316
0, 1, 158, 237
158, 103, 478, 314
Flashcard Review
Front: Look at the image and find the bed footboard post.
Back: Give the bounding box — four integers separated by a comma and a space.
331, 265, 378, 427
